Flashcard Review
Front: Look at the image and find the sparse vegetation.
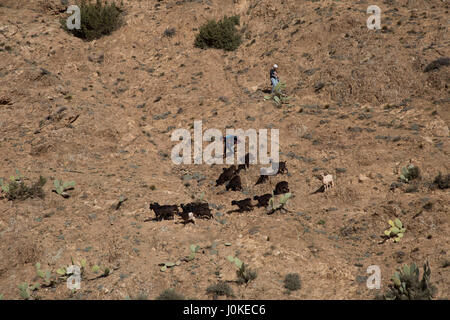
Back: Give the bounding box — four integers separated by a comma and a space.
18, 282, 40, 300
284, 273, 301, 292
159, 260, 181, 272
18, 283, 31, 300
57, 258, 111, 283
227, 255, 243, 268
35, 262, 54, 287
206, 282, 234, 299
227, 255, 257, 284
92, 264, 110, 277
155, 288, 185, 300
163, 27, 176, 37
399, 164, 420, 183
380, 262, 436, 300
186, 244, 200, 262
194, 15, 242, 51
0, 172, 46, 201
431, 172, 449, 190
53, 179, 75, 198
236, 263, 257, 285
384, 218, 406, 243
264, 80, 291, 107
266, 192, 292, 215
62, 0, 124, 41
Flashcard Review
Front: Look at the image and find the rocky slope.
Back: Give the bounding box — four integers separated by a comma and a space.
0, 0, 448, 299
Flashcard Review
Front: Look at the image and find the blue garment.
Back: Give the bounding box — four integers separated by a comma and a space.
271, 77, 279, 93
224, 135, 237, 154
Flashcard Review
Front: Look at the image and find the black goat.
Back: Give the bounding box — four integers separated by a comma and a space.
255, 174, 269, 185
231, 198, 254, 212
277, 161, 288, 174
149, 202, 179, 221
180, 202, 212, 219
253, 194, 272, 208
226, 175, 242, 191
274, 181, 289, 195
237, 153, 251, 173
216, 165, 237, 186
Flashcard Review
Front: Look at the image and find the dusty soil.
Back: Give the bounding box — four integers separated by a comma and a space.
0, 0, 448, 300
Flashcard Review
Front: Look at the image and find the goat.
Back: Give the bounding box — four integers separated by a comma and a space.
180, 212, 195, 225
255, 174, 269, 185
274, 181, 289, 195
216, 165, 236, 186
226, 175, 242, 191
231, 198, 254, 212
180, 202, 212, 219
320, 173, 334, 192
253, 194, 272, 208
237, 153, 251, 173
149, 202, 179, 221
278, 161, 288, 174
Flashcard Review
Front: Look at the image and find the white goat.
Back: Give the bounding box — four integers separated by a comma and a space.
321, 173, 334, 192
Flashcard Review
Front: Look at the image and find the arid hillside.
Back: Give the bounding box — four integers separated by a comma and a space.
0, 0, 448, 300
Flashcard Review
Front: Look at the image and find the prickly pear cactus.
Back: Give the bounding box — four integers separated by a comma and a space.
266, 192, 292, 214
384, 261, 436, 300
384, 218, 406, 242
399, 164, 420, 183
53, 179, 76, 198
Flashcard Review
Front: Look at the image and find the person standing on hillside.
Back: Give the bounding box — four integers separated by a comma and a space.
270, 64, 279, 93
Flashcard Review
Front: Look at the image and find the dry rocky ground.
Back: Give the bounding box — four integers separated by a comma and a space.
0, 0, 448, 299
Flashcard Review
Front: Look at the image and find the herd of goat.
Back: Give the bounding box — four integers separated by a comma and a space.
147, 150, 336, 224
148, 153, 292, 224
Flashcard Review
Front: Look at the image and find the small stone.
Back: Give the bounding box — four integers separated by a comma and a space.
358, 174, 370, 182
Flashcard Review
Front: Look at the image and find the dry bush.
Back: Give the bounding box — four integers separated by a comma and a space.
14, 239, 42, 265
329, 185, 361, 204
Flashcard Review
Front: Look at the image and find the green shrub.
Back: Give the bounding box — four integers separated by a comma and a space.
236, 263, 257, 285
18, 283, 31, 300
399, 164, 420, 183
380, 261, 436, 300
0, 175, 46, 201
155, 289, 185, 300
62, 0, 124, 41
194, 15, 242, 51
264, 80, 291, 107
206, 282, 234, 299
284, 273, 301, 291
